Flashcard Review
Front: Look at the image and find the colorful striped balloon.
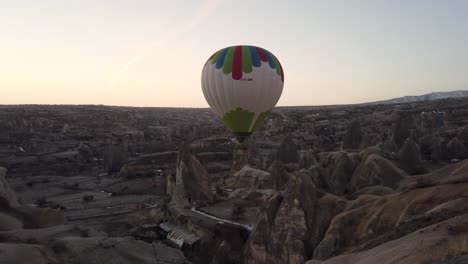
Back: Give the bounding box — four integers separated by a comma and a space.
206, 45, 284, 82
202, 45, 284, 143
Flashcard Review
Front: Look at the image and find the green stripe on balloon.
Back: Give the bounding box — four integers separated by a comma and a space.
210, 46, 283, 82
223, 47, 235, 74
265, 50, 281, 76
211, 50, 222, 64
242, 46, 252, 73
222, 107, 271, 133
222, 107, 254, 133
273, 56, 281, 76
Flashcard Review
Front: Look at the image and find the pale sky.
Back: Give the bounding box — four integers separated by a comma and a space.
1, 0, 467, 107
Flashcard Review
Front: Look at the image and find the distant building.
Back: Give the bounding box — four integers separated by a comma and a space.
166, 226, 199, 249
158, 223, 200, 250
159, 222, 175, 233
420, 110, 448, 133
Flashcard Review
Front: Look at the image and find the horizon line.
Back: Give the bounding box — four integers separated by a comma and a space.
1, 89, 466, 109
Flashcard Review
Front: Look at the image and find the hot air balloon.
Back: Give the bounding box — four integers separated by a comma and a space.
201, 45, 284, 144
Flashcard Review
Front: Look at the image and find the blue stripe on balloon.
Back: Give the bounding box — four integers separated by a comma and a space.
249, 46, 261, 67
216, 48, 229, 69
263, 49, 276, 69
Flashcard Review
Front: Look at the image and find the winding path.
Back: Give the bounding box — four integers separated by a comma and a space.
190, 207, 253, 231
68, 203, 158, 221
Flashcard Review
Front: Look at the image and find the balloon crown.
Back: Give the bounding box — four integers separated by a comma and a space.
206, 45, 284, 82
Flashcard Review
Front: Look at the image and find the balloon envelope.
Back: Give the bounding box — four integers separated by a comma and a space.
201, 45, 284, 142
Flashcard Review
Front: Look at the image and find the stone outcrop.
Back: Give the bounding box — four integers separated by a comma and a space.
211, 240, 241, 264
244, 172, 346, 264
349, 186, 396, 198
381, 137, 398, 158
359, 146, 382, 161
349, 154, 407, 193
320, 152, 361, 195
313, 182, 468, 260
342, 119, 364, 150
277, 136, 299, 164
392, 114, 415, 148
170, 148, 214, 207
247, 162, 468, 264
77, 143, 93, 162
104, 145, 128, 172
399, 159, 468, 190
229, 165, 272, 190
431, 137, 449, 162
0, 167, 66, 231
458, 125, 468, 145
298, 150, 318, 169
447, 137, 468, 160
0, 167, 20, 208
268, 160, 289, 190
397, 138, 423, 174
309, 215, 468, 264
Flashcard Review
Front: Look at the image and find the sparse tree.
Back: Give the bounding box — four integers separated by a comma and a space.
36, 197, 48, 208
82, 195, 94, 202
231, 205, 246, 221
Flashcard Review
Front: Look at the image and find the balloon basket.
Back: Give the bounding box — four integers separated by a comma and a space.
238, 148, 249, 155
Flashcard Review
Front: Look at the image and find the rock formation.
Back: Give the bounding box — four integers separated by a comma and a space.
2, 99, 468, 264
342, 119, 364, 150
104, 144, 128, 172
244, 172, 346, 264
277, 136, 299, 164
392, 114, 415, 148
293, 159, 468, 263
399, 159, 468, 190
269, 160, 289, 190
298, 150, 318, 169
431, 137, 449, 162
397, 138, 423, 174
0, 167, 66, 231
447, 137, 468, 160
307, 215, 468, 264
229, 165, 272, 190
170, 147, 214, 207
320, 152, 361, 195
349, 154, 407, 192
0, 167, 20, 208
458, 125, 468, 145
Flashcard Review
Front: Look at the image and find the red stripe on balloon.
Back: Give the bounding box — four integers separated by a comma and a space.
255, 47, 268, 62
277, 58, 284, 82
232, 46, 243, 80
208, 51, 216, 60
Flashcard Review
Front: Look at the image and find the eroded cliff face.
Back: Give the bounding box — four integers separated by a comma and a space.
0, 167, 19, 208
244, 172, 346, 264
2, 100, 468, 264
307, 215, 468, 264
170, 148, 214, 208
244, 158, 468, 264
0, 167, 66, 231
240, 101, 468, 264
0, 166, 192, 264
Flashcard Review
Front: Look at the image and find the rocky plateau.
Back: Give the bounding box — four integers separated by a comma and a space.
1, 98, 468, 264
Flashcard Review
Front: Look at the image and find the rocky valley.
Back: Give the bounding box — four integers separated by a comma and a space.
1, 98, 468, 264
